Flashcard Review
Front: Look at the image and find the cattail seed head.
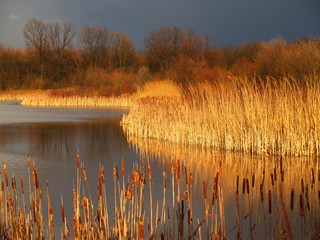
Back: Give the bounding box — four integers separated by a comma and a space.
12, 176, 16, 193
176, 159, 181, 184
219, 161, 222, 180
20, 176, 24, 194
121, 158, 125, 177
189, 173, 193, 188
4, 162, 8, 188
299, 193, 304, 216
83, 169, 87, 182
139, 219, 144, 240
113, 166, 117, 180
203, 180, 207, 200
148, 164, 151, 181
184, 190, 189, 202
171, 160, 175, 175
77, 151, 80, 170
290, 189, 294, 211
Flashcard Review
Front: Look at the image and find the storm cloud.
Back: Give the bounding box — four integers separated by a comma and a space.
1, 0, 319, 48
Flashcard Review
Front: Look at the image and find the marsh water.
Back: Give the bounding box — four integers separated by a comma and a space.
0, 101, 319, 239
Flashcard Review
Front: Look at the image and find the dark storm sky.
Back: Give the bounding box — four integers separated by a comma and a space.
1, 0, 319, 49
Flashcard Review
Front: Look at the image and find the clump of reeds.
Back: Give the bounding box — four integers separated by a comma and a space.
122, 76, 320, 156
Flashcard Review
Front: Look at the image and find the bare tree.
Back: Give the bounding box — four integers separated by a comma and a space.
78, 25, 109, 67
110, 31, 136, 71
144, 25, 183, 72
47, 21, 75, 53
23, 18, 47, 59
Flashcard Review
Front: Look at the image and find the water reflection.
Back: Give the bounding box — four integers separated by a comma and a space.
127, 135, 320, 239
0, 119, 129, 159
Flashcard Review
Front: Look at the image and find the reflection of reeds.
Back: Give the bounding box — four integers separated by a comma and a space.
0, 150, 319, 239
122, 77, 320, 156
126, 135, 320, 239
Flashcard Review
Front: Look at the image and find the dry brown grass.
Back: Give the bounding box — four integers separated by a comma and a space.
122, 76, 320, 156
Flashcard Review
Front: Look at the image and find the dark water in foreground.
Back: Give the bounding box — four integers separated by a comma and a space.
0, 101, 319, 239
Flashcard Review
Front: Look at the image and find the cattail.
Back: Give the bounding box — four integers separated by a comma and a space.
242, 178, 246, 194
184, 166, 188, 185
120, 218, 124, 236
102, 169, 105, 184
20, 176, 24, 194
135, 170, 139, 187
148, 164, 152, 181
246, 178, 249, 194
273, 168, 277, 181
121, 158, 125, 177
280, 157, 283, 172
12, 176, 16, 193
83, 169, 87, 182
212, 185, 216, 206
73, 189, 77, 212
176, 159, 181, 184
268, 190, 272, 214
142, 172, 146, 186
77, 151, 80, 170
301, 179, 304, 193
252, 174, 255, 188
49, 203, 53, 225
260, 185, 264, 201
83, 197, 89, 223
113, 166, 117, 180
189, 173, 192, 188
215, 172, 219, 199
171, 160, 174, 175
33, 200, 37, 223
305, 184, 310, 211
290, 189, 294, 211
236, 175, 239, 194
184, 190, 189, 202
311, 168, 315, 184
139, 219, 144, 240
27, 152, 30, 167
61, 197, 65, 223
4, 162, 8, 188
219, 161, 222, 180
271, 173, 274, 186
147, 218, 150, 233
98, 167, 102, 197
74, 215, 78, 238
167, 205, 170, 220
33, 165, 39, 189
299, 193, 304, 216
203, 180, 207, 200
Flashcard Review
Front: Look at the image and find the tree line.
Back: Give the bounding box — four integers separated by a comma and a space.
1, 18, 320, 93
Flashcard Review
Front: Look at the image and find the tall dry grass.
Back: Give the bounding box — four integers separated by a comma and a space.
0, 90, 133, 107
122, 76, 320, 156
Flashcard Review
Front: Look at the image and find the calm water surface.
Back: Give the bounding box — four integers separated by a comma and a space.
0, 101, 318, 239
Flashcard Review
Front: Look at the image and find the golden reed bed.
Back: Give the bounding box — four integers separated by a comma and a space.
0, 90, 133, 108
122, 77, 320, 156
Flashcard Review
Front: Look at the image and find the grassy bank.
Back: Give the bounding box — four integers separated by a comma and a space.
122, 76, 320, 156
0, 89, 134, 107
